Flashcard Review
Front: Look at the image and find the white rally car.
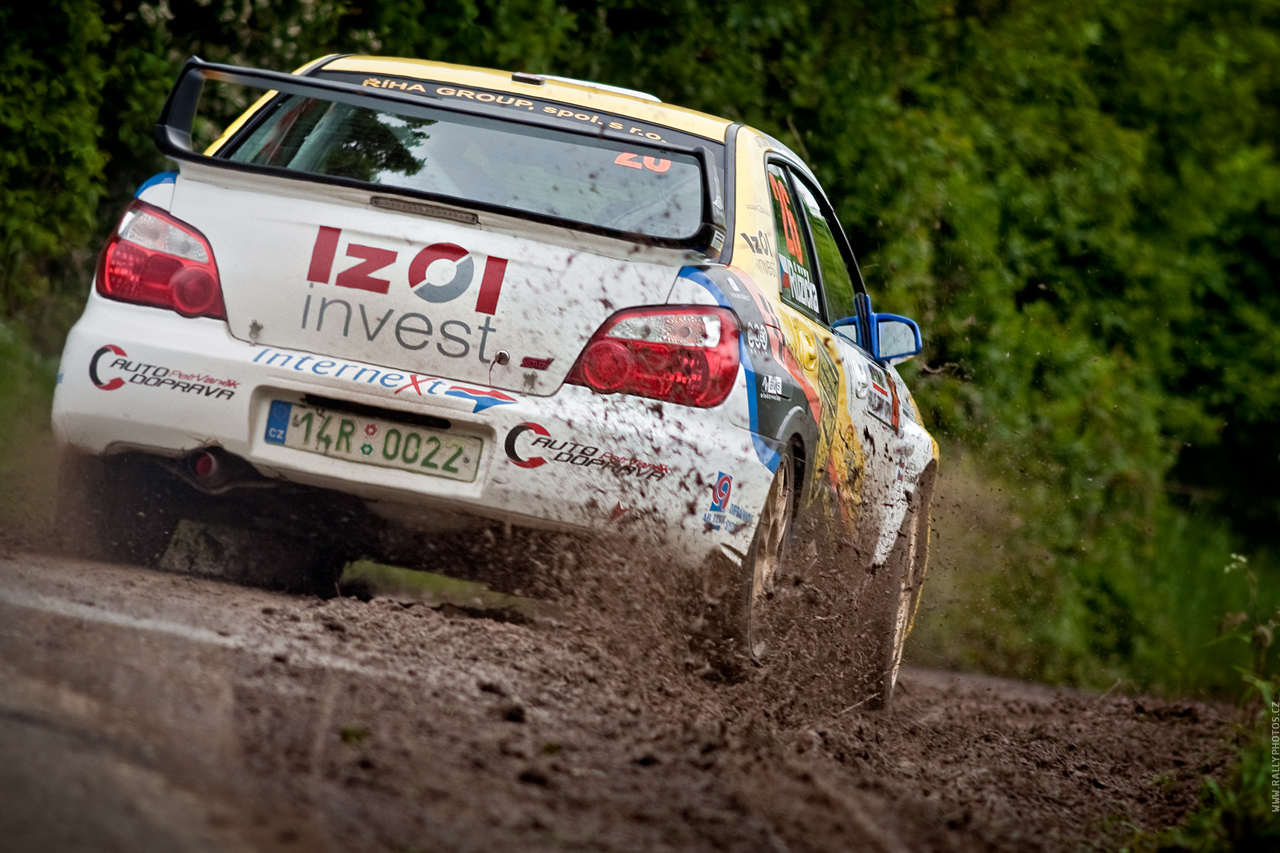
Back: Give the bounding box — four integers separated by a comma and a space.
53, 56, 937, 698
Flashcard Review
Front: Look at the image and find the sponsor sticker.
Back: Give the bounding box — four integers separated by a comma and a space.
739, 230, 774, 257
90, 345, 237, 400
300, 227, 507, 364
745, 322, 769, 353
702, 471, 755, 535
759, 374, 787, 400
250, 348, 516, 414
339, 74, 677, 143
306, 228, 510, 312
614, 152, 671, 172
503, 423, 668, 480
867, 364, 898, 429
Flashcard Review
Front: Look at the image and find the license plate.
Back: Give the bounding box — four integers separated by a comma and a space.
264, 400, 482, 482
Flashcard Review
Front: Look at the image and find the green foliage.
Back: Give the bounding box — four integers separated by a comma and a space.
0, 2, 107, 321
1125, 561, 1280, 851
1154, 738, 1280, 851
907, 454, 1280, 695
1217, 554, 1280, 677
0, 319, 60, 539
339, 724, 371, 745
359, 0, 576, 71
0, 319, 57, 450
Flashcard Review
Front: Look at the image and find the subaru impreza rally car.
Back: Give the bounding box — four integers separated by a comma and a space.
53, 55, 937, 700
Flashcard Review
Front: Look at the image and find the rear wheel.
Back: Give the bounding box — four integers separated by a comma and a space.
56, 452, 183, 567
744, 451, 795, 662
703, 447, 797, 677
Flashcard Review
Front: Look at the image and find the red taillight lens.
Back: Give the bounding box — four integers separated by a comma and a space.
96, 200, 225, 320
566, 306, 741, 408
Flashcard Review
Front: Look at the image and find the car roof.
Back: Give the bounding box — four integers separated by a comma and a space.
317, 55, 734, 143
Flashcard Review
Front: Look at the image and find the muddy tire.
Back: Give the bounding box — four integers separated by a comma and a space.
56, 451, 183, 567
704, 448, 797, 677
864, 471, 933, 710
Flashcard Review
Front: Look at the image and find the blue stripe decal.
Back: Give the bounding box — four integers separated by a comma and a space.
678, 267, 781, 474
135, 171, 178, 197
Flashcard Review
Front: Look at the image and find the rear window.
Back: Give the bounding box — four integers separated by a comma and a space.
225, 95, 705, 240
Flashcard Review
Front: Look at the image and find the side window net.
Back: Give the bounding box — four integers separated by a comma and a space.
793, 178, 857, 323
766, 163, 821, 319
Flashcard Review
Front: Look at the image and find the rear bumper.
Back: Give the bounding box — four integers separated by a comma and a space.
53, 294, 778, 570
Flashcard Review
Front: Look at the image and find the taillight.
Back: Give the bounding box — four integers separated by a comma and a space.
566, 306, 741, 407
96, 200, 225, 320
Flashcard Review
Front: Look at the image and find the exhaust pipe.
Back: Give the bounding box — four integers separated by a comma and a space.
188, 449, 219, 481
172, 446, 272, 495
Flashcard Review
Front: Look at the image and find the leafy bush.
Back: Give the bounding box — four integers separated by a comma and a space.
909, 456, 1279, 695
0, 319, 59, 536
1125, 559, 1280, 850
0, 1, 106, 322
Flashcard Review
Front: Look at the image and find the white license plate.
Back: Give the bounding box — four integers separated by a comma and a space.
264, 400, 482, 482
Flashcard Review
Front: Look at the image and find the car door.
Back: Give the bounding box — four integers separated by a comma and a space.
767, 161, 901, 557
764, 160, 894, 539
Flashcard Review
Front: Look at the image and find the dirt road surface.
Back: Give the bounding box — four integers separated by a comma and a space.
0, 549, 1231, 852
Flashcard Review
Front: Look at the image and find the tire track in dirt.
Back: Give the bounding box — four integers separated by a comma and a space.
0, 553, 1231, 852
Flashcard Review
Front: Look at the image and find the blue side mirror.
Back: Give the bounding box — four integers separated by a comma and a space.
871, 314, 922, 364
833, 295, 922, 363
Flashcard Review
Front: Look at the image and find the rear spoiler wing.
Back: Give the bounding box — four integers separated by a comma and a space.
155, 57, 727, 255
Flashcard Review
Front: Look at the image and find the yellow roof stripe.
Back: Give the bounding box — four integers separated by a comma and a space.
322, 55, 731, 142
